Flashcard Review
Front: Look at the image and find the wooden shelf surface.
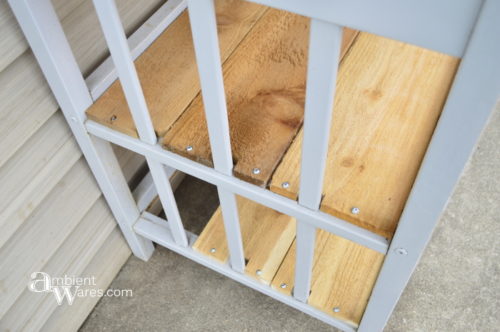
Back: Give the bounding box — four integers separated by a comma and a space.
86, 0, 268, 137
163, 9, 357, 186
85, 5, 461, 324
192, 195, 296, 285
193, 197, 384, 327
271, 230, 384, 327
86, 4, 459, 238
270, 33, 459, 238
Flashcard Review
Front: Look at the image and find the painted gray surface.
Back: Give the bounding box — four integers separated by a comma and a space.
80, 104, 499, 331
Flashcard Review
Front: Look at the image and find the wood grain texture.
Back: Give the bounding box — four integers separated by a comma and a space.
271, 230, 384, 327
270, 32, 459, 238
163, 8, 357, 186
86, 0, 268, 137
192, 196, 296, 285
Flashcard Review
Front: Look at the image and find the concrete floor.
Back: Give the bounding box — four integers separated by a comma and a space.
80, 104, 499, 332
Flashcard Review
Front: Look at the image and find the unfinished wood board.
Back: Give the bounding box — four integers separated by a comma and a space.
163, 8, 358, 186
192, 196, 296, 285
86, 0, 268, 137
270, 32, 460, 238
271, 230, 384, 327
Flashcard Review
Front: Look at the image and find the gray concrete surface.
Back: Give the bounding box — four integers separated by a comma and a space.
80, 104, 499, 332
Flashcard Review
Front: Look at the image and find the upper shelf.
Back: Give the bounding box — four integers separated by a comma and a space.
86, 0, 268, 137
86, 2, 459, 239
270, 33, 459, 238
162, 10, 357, 186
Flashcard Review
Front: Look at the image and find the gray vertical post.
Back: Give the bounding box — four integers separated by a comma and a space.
8, 0, 154, 260
187, 0, 246, 272
359, 1, 500, 330
294, 19, 343, 302
92, 0, 188, 247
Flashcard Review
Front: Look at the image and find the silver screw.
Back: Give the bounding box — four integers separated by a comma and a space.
186, 145, 193, 152
70, 117, 77, 123
280, 283, 287, 289
351, 207, 360, 215
333, 307, 341, 313
256, 269, 263, 276
210, 248, 216, 253
395, 248, 408, 255
110, 115, 117, 122
282, 182, 290, 189
252, 168, 261, 175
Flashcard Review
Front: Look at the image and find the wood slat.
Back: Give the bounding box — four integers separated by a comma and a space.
271, 230, 384, 327
163, 8, 357, 186
86, 0, 268, 137
192, 196, 296, 285
270, 32, 459, 238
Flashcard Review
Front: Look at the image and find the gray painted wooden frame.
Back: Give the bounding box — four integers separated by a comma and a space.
8, 0, 499, 330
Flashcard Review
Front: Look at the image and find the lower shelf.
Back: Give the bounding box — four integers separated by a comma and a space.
192, 196, 384, 327
271, 231, 384, 326
192, 196, 296, 285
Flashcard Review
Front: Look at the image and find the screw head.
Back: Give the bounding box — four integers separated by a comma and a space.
70, 117, 77, 123
256, 269, 263, 276
186, 145, 193, 152
282, 182, 290, 189
280, 283, 287, 289
110, 115, 117, 122
395, 248, 408, 255
252, 168, 261, 175
210, 248, 216, 253
333, 307, 341, 313
351, 207, 360, 215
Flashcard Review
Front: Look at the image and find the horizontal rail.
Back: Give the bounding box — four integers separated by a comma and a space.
87, 120, 389, 254
245, 0, 483, 57
86, 0, 187, 99
134, 213, 357, 332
